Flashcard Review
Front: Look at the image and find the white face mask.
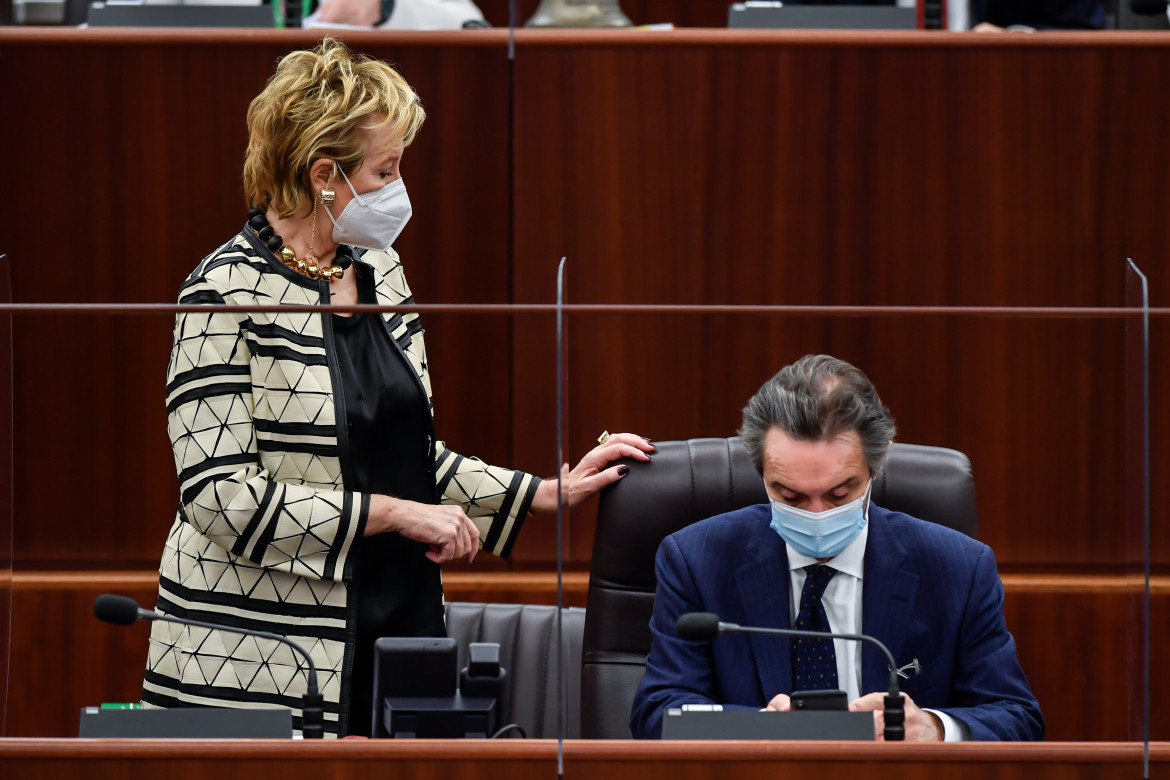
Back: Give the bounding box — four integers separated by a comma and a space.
325, 166, 412, 252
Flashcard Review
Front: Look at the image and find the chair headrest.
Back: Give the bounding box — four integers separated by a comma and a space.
591, 437, 977, 593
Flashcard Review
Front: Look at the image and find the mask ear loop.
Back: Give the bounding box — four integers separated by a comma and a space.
323, 163, 360, 231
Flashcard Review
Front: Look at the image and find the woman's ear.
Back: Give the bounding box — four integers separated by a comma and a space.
308, 158, 336, 192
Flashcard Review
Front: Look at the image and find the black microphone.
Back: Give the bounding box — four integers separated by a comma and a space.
93, 594, 325, 739
1131, 0, 1168, 14
675, 611, 905, 741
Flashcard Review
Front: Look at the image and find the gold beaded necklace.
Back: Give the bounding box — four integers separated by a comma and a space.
278, 195, 346, 282
249, 196, 350, 283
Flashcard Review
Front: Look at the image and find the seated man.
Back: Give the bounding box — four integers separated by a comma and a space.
630, 355, 1043, 741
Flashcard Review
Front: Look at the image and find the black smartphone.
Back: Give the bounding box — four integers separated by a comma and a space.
790, 689, 848, 711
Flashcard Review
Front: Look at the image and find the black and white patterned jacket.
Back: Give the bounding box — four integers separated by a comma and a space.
141, 231, 539, 736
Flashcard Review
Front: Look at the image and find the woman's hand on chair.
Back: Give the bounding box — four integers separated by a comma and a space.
530, 433, 654, 513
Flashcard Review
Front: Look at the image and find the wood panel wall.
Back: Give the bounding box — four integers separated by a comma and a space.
509, 32, 1170, 569
0, 29, 1166, 744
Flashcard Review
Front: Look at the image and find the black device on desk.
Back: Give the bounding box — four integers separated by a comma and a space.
86, 3, 273, 27
661, 685, 867, 740
674, 612, 906, 741
728, 2, 916, 29
371, 637, 507, 738
79, 706, 292, 739
662, 707, 874, 740
791, 689, 848, 711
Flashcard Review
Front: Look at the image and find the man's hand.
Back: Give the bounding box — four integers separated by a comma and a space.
765, 693, 792, 711
849, 691, 943, 742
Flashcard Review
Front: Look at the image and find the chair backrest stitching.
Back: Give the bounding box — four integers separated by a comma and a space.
724, 437, 734, 502
537, 611, 553, 732
687, 439, 697, 523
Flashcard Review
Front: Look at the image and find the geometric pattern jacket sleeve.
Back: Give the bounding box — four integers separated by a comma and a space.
167, 236, 537, 574
144, 233, 538, 735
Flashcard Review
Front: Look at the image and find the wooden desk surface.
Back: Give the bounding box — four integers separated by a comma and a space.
0, 738, 1165, 779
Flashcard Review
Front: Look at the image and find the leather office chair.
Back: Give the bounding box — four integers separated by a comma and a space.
580, 437, 977, 739
445, 602, 585, 738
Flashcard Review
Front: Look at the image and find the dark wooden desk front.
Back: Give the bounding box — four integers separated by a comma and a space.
0, 739, 1165, 780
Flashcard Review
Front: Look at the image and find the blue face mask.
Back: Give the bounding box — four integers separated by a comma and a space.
768, 480, 872, 559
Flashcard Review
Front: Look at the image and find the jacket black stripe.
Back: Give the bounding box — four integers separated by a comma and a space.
483, 470, 524, 552
243, 320, 324, 349
342, 493, 372, 583
234, 478, 279, 560
167, 363, 252, 397
193, 254, 263, 278
179, 454, 258, 505
142, 674, 342, 719
254, 419, 337, 437
257, 439, 339, 457
499, 479, 536, 560
249, 341, 328, 365
390, 316, 423, 346
322, 491, 354, 582
248, 482, 284, 565
156, 593, 349, 643
159, 575, 348, 622
167, 383, 254, 415
434, 450, 461, 496
178, 289, 228, 306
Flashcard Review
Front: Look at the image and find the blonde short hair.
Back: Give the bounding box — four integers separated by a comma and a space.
243, 38, 425, 218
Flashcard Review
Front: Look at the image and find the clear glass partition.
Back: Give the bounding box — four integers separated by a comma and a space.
0, 255, 11, 737
0, 297, 1158, 753
1125, 259, 1151, 774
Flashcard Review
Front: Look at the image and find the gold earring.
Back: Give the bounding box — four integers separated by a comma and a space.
308, 194, 318, 265
321, 188, 335, 205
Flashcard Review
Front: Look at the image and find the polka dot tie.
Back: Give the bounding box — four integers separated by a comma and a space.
791, 564, 839, 691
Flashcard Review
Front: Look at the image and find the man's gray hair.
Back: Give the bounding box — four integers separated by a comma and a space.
739, 354, 896, 476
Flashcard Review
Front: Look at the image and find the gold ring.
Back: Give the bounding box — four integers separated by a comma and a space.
597, 431, 611, 445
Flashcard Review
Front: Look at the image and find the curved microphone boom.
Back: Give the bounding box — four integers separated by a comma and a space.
675, 611, 905, 741
93, 594, 324, 739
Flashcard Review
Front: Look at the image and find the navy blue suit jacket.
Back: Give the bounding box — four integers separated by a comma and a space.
630, 504, 1044, 741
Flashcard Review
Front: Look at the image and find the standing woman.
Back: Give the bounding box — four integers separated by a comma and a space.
142, 39, 651, 737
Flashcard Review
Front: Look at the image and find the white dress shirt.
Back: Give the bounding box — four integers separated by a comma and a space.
785, 523, 968, 741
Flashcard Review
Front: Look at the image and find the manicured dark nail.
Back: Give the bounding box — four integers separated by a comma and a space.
618, 465, 630, 476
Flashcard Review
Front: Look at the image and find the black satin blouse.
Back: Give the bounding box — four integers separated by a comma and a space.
331, 263, 444, 737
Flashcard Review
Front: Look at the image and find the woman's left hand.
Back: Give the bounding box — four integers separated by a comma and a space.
531, 433, 654, 513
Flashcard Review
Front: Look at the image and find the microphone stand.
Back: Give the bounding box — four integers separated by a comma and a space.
715, 620, 905, 741
139, 607, 325, 739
